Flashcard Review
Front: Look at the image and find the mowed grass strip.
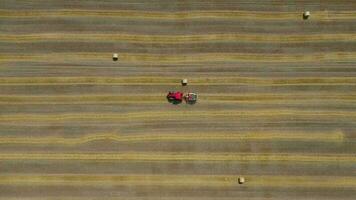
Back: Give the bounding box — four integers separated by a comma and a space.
1, 110, 356, 123
0, 95, 164, 104
3, 77, 356, 86
0, 174, 236, 187
0, 198, 269, 200
0, 131, 343, 145
1, 33, 356, 43
0, 9, 355, 21
1, 93, 356, 104
0, 174, 356, 188
1, 52, 356, 63
0, 152, 355, 162
249, 175, 356, 188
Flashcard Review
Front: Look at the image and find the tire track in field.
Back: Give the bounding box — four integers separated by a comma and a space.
1, 33, 356, 43
1, 52, 355, 63
0, 9, 355, 21
0, 131, 343, 145
0, 152, 355, 162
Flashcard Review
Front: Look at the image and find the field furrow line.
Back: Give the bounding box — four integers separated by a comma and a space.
0, 152, 355, 162
1, 52, 356, 63
1, 33, 356, 43
0, 10, 355, 21
2, 77, 356, 86
0, 174, 356, 188
1, 110, 356, 123
0, 131, 343, 145
1, 94, 356, 105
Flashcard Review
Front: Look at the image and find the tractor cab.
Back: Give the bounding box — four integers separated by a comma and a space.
167, 91, 183, 104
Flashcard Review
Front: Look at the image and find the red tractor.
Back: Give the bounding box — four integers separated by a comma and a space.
167, 91, 197, 104
167, 91, 183, 103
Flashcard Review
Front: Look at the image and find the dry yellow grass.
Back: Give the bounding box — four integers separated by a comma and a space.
0, 174, 355, 188
0, 131, 343, 145
1, 33, 356, 43
0, 9, 355, 21
1, 1, 355, 198
0, 152, 355, 162
0, 110, 356, 124
1, 52, 356, 63
2, 76, 356, 86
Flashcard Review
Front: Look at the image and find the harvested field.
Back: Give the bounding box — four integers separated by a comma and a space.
0, 0, 356, 199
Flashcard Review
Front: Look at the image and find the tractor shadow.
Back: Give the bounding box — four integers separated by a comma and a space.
166, 97, 183, 105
